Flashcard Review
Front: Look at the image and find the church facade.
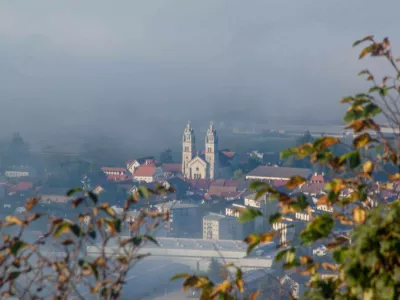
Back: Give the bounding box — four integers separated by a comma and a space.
182, 122, 232, 180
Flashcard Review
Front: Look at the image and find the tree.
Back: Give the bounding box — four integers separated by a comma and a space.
160, 148, 173, 164
232, 169, 244, 179
173, 36, 400, 300
3, 132, 30, 167
0, 185, 172, 299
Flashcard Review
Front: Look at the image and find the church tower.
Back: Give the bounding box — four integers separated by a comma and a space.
205, 121, 218, 179
182, 121, 196, 178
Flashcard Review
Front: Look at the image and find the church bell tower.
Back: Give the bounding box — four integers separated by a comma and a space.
182, 121, 196, 178
205, 121, 218, 179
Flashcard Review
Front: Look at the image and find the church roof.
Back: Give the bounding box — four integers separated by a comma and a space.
197, 151, 231, 167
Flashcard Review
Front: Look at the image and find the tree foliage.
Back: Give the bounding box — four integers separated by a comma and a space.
0, 184, 173, 299
175, 36, 400, 299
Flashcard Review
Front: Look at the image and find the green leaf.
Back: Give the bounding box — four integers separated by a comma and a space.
269, 213, 282, 224
348, 151, 361, 169
53, 222, 71, 238
88, 230, 96, 239
244, 234, 261, 254
353, 35, 374, 47
255, 187, 269, 200
353, 133, 372, 148
275, 248, 292, 262
280, 148, 298, 160
87, 191, 98, 204
170, 273, 190, 281
70, 224, 83, 237
144, 234, 159, 246
10, 240, 27, 255
66, 187, 82, 197
131, 236, 142, 246
249, 181, 267, 191
333, 248, 348, 264
300, 214, 334, 245
138, 186, 149, 199
238, 208, 262, 223
285, 176, 306, 190
364, 103, 381, 118
290, 194, 309, 211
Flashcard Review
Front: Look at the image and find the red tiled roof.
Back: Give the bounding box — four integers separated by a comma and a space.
310, 173, 325, 183
134, 165, 156, 177
271, 180, 288, 187
187, 179, 212, 190
301, 183, 325, 194
222, 151, 235, 158
101, 167, 126, 173
162, 163, 182, 173
7, 181, 33, 193
106, 175, 132, 182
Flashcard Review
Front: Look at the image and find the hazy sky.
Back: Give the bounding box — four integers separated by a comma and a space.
1, 0, 399, 141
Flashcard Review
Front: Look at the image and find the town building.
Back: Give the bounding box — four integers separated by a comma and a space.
246, 166, 311, 181
126, 156, 156, 175
155, 201, 203, 237
133, 165, 163, 183
4, 166, 36, 178
181, 121, 232, 180
202, 212, 253, 241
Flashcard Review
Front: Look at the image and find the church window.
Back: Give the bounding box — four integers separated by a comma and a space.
196, 167, 199, 171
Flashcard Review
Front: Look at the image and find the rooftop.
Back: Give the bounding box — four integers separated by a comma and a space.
247, 166, 312, 180
134, 165, 156, 177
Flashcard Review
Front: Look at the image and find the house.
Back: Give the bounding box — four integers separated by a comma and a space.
202, 212, 253, 240
246, 166, 312, 181
101, 167, 126, 176
4, 166, 36, 178
161, 163, 182, 178
36, 188, 77, 204
126, 157, 156, 175
280, 272, 309, 299
133, 165, 163, 183
155, 201, 202, 237
7, 181, 33, 196
162, 177, 190, 199
310, 172, 325, 183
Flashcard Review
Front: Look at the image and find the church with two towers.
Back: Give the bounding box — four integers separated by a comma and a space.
181, 121, 233, 180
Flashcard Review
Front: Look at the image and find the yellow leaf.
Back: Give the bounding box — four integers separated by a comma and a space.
388, 173, 400, 181
353, 207, 366, 224
236, 279, 244, 293
285, 176, 306, 190
260, 232, 278, 243
250, 290, 260, 300
316, 136, 340, 149
353, 133, 372, 148
25, 197, 40, 212
299, 256, 313, 265
5, 216, 24, 226
359, 45, 373, 59
363, 161, 374, 175
211, 280, 231, 297
321, 263, 337, 270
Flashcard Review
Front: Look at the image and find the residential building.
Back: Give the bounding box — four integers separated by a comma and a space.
133, 165, 163, 183
36, 188, 77, 204
161, 163, 182, 178
126, 156, 156, 175
155, 201, 202, 237
101, 167, 126, 177
244, 192, 279, 231
182, 121, 232, 180
203, 212, 252, 241
4, 166, 36, 178
246, 166, 311, 181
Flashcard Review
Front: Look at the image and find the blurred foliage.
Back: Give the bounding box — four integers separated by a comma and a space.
0, 184, 174, 299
